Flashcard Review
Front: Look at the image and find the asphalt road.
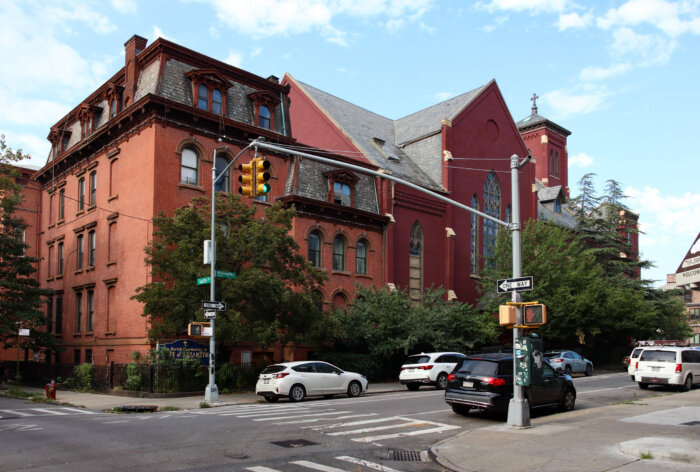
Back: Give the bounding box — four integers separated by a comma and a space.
0, 372, 684, 472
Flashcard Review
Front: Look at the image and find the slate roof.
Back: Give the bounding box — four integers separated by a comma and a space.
535, 180, 577, 228
292, 78, 491, 192
516, 112, 572, 136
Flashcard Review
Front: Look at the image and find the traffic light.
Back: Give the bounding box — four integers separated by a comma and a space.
499, 305, 517, 326
188, 322, 211, 336
523, 304, 547, 326
254, 158, 271, 196
238, 160, 255, 197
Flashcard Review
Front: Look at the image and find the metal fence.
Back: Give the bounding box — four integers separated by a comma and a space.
1, 360, 268, 394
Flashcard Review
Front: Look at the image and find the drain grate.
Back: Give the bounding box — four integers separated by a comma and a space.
682, 421, 700, 426
387, 449, 429, 462
271, 439, 319, 448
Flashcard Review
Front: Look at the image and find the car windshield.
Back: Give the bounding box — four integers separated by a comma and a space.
631, 348, 644, 357
456, 359, 500, 376
640, 350, 676, 362
260, 365, 287, 374
404, 355, 431, 364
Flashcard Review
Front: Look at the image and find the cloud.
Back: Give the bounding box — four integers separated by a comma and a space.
434, 91, 453, 101
558, 12, 593, 30
482, 15, 509, 32
626, 185, 700, 244
205, 0, 435, 44
569, 152, 595, 168
579, 63, 632, 81
597, 0, 700, 37
542, 86, 610, 118
477, 0, 571, 14
111, 0, 137, 13
1, 130, 51, 168
224, 51, 243, 68
151, 26, 175, 43
610, 27, 676, 66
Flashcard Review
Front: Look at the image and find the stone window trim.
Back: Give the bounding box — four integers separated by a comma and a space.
249, 90, 280, 130
105, 83, 124, 119
332, 233, 348, 272
186, 69, 230, 115
78, 104, 102, 139
175, 138, 208, 188
48, 128, 72, 158
323, 169, 359, 207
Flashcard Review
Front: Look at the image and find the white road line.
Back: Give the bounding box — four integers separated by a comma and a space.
0, 409, 33, 417
30, 408, 69, 415
326, 420, 427, 436
57, 407, 96, 414
222, 407, 313, 417
410, 408, 451, 415
254, 411, 351, 422
353, 424, 461, 443
290, 460, 345, 472
274, 413, 378, 425
245, 467, 282, 472
306, 416, 399, 430
103, 420, 129, 424
336, 456, 404, 472
578, 385, 637, 394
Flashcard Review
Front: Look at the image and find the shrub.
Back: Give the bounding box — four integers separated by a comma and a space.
125, 363, 143, 391
72, 363, 95, 392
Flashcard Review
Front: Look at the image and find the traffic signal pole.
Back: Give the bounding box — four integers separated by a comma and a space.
506, 153, 532, 428
205, 140, 255, 403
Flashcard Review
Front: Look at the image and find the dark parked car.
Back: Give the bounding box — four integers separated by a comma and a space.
444, 353, 576, 415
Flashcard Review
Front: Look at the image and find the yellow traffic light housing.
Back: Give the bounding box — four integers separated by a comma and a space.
188, 322, 211, 337
254, 158, 271, 196
238, 160, 255, 197
499, 302, 547, 327
499, 305, 517, 326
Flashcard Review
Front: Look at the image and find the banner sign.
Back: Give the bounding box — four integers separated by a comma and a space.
160, 339, 209, 365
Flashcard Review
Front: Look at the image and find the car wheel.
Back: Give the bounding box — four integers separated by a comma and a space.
436, 373, 448, 390
560, 388, 576, 412
564, 365, 572, 376
406, 384, 420, 391
451, 403, 470, 415
680, 375, 692, 392
289, 384, 306, 402
264, 395, 279, 403
347, 381, 362, 398
638, 382, 649, 389
585, 364, 593, 376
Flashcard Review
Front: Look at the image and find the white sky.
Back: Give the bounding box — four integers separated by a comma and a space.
1, 0, 698, 286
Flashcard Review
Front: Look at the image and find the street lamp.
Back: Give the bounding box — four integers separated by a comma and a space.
205, 138, 257, 403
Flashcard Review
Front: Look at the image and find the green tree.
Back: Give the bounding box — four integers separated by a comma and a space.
0, 135, 55, 356
132, 193, 330, 349
331, 285, 499, 375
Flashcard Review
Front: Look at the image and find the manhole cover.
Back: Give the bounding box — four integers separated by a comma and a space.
271, 439, 319, 448
226, 453, 249, 460
387, 449, 428, 462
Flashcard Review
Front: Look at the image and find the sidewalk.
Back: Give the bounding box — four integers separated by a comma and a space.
0, 382, 404, 411
430, 388, 700, 472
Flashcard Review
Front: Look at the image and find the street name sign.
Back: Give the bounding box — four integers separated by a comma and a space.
204, 310, 217, 320
202, 300, 226, 311
197, 276, 212, 286
215, 270, 236, 279
497, 276, 534, 293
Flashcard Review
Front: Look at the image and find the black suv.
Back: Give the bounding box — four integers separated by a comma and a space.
444, 353, 576, 415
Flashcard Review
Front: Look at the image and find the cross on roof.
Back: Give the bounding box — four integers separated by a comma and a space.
530, 93, 539, 115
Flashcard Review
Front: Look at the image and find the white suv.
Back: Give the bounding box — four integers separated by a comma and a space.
635, 347, 700, 391
627, 347, 645, 380
399, 352, 466, 390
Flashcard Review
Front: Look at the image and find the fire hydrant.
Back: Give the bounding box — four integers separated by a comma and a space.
45, 380, 56, 400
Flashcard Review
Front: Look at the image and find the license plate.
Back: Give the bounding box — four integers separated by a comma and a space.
264, 379, 269, 384
463, 381, 473, 388
652, 367, 660, 372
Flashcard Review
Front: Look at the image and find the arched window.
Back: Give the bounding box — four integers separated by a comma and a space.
57, 242, 64, 276
78, 177, 85, 211
77, 234, 84, 270
88, 230, 96, 267
549, 149, 554, 177
311, 290, 324, 311
333, 235, 346, 271
332, 292, 348, 308
483, 172, 501, 268
87, 290, 94, 332
58, 189, 65, 221
75, 292, 82, 333
181, 147, 198, 185
212, 89, 223, 114
89, 171, 97, 206
308, 231, 321, 267
470, 195, 479, 274
409, 222, 423, 302
214, 155, 230, 192
197, 84, 209, 110
356, 239, 367, 275
258, 105, 271, 129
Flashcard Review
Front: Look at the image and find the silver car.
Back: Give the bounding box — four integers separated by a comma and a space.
544, 350, 593, 376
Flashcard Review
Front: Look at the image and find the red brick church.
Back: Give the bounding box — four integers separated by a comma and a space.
4, 35, 588, 367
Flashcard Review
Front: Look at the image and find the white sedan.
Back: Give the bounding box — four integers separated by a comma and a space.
255, 361, 368, 402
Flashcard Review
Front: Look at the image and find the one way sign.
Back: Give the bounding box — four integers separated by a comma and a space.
497, 276, 534, 293
202, 300, 226, 311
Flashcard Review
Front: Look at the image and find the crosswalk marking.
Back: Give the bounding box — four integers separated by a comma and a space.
305, 415, 461, 443
326, 419, 427, 436
0, 407, 96, 418
30, 408, 69, 415
274, 413, 378, 425
245, 467, 280, 472
336, 456, 404, 471
1, 409, 34, 417
353, 424, 460, 443
254, 411, 352, 421
289, 461, 345, 472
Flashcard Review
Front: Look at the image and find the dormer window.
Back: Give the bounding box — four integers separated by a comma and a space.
109, 100, 117, 119
186, 69, 230, 116
249, 91, 280, 131
324, 169, 359, 207
554, 199, 562, 214
106, 83, 123, 120
78, 104, 101, 139
48, 127, 72, 158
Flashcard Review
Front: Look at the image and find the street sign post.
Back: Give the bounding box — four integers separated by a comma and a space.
204, 310, 216, 320
202, 300, 226, 311
197, 276, 212, 286
497, 276, 533, 293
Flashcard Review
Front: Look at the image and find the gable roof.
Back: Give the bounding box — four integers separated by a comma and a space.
288, 76, 494, 192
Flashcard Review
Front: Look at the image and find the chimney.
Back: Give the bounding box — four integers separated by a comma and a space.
123, 35, 148, 107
